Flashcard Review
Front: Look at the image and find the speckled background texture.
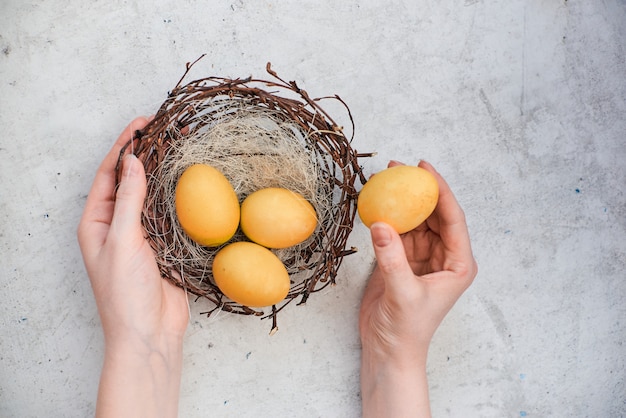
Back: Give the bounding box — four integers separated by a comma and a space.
1, 1, 624, 417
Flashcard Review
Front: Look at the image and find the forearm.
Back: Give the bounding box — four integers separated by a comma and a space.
360, 350, 431, 418
96, 336, 184, 418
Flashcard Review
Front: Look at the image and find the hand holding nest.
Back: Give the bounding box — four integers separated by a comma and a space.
359, 160, 478, 418
77, 117, 189, 418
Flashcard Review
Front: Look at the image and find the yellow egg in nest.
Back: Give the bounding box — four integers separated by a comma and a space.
213, 241, 290, 307
175, 164, 240, 247
357, 165, 439, 234
240, 187, 317, 249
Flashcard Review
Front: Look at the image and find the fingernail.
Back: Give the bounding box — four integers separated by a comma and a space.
419, 160, 434, 171
371, 222, 392, 247
123, 153, 140, 177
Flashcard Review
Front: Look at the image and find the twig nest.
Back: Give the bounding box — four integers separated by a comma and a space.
115, 58, 370, 332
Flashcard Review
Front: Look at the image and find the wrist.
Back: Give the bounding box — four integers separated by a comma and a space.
103, 330, 184, 367
360, 348, 431, 418
360, 332, 430, 367
105, 329, 184, 357
97, 333, 184, 418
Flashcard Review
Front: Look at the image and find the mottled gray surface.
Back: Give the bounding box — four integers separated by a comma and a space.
1, 1, 624, 417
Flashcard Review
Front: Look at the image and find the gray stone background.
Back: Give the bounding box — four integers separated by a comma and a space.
1, 1, 624, 417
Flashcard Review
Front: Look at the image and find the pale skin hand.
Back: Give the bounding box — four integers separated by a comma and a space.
359, 160, 478, 418
77, 117, 190, 418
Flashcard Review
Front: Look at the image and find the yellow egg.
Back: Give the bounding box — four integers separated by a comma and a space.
240, 187, 317, 249
212, 241, 290, 307
357, 165, 439, 234
175, 164, 240, 247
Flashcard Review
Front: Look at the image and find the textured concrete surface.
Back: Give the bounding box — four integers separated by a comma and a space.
1, 1, 625, 417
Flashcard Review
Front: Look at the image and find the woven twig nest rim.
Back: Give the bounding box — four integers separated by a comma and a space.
115, 56, 371, 333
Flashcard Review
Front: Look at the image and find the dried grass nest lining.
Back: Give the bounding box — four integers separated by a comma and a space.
158, 106, 327, 274
116, 60, 370, 331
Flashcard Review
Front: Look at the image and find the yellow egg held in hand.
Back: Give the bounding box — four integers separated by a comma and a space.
357, 165, 439, 234
213, 242, 290, 307
175, 164, 240, 247
240, 187, 317, 249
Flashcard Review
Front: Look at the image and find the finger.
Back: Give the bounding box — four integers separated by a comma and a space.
387, 160, 404, 168
366, 161, 404, 181
110, 153, 147, 239
418, 161, 475, 264
86, 116, 150, 219
78, 117, 150, 253
370, 222, 417, 299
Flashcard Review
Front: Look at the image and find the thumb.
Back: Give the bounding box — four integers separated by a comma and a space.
370, 222, 415, 294
111, 154, 147, 235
